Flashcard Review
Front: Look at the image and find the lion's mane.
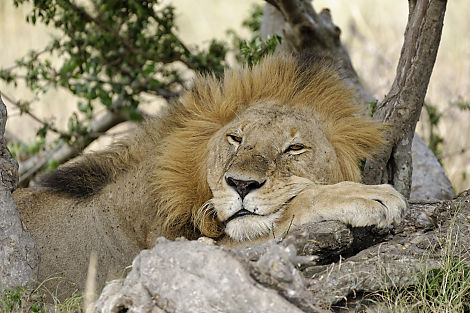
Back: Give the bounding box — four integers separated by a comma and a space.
40, 55, 384, 240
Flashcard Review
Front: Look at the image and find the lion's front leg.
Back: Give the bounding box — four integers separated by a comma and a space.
279, 182, 408, 233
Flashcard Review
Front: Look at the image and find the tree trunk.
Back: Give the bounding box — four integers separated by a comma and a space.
0, 95, 39, 293
363, 0, 447, 198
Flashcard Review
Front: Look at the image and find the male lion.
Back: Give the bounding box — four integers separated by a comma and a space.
13, 55, 407, 298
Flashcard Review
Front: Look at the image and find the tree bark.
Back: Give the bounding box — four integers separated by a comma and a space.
363, 0, 447, 198
261, 0, 375, 106
0, 94, 39, 293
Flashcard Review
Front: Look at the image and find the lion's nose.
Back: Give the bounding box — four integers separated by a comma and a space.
225, 176, 265, 200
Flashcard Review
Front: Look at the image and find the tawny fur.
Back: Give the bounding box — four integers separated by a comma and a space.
148, 55, 386, 238
38, 54, 385, 239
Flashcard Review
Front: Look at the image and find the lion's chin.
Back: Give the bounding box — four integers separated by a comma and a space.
224, 209, 283, 242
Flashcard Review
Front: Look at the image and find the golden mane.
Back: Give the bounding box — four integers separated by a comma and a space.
40, 54, 384, 240
147, 54, 385, 239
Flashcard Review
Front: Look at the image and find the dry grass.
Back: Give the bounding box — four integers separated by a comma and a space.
1, 1, 469, 191
366, 203, 470, 313
380, 259, 470, 313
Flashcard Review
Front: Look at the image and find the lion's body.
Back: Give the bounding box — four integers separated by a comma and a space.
13, 55, 407, 298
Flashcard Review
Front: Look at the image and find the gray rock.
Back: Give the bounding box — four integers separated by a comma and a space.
0, 96, 39, 293
410, 134, 454, 200
93, 238, 305, 313
93, 192, 470, 312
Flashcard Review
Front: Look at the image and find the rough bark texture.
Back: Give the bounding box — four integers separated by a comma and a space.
0, 95, 39, 293
93, 191, 470, 312
261, 0, 450, 200
363, 0, 447, 198
0, 97, 18, 194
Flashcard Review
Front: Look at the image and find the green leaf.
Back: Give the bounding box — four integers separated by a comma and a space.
98, 89, 112, 107
36, 125, 49, 139
368, 100, 378, 117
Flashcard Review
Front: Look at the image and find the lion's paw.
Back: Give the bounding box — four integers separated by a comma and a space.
304, 182, 409, 229
346, 183, 408, 228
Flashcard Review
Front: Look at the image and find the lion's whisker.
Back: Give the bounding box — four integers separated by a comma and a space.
195, 199, 216, 231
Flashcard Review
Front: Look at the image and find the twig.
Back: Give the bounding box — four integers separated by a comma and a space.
0, 92, 71, 138
76, 76, 180, 100
0, 47, 49, 72
18, 103, 148, 184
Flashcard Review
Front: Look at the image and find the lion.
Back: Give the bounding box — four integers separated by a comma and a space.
13, 54, 407, 298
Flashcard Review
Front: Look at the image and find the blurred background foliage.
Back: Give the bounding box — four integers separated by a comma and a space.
0, 0, 469, 191
1, 1, 269, 149
1, 0, 280, 185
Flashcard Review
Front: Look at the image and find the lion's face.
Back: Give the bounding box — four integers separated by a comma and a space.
206, 102, 342, 241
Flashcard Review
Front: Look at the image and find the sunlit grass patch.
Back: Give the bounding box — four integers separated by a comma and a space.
375, 217, 470, 313
379, 258, 470, 313
1, 286, 46, 313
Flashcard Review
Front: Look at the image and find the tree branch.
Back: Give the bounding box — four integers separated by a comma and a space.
1, 92, 71, 138
363, 0, 447, 197
17, 105, 148, 185
261, 0, 375, 106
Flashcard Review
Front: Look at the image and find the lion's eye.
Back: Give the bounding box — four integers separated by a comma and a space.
285, 144, 306, 154
227, 134, 242, 145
